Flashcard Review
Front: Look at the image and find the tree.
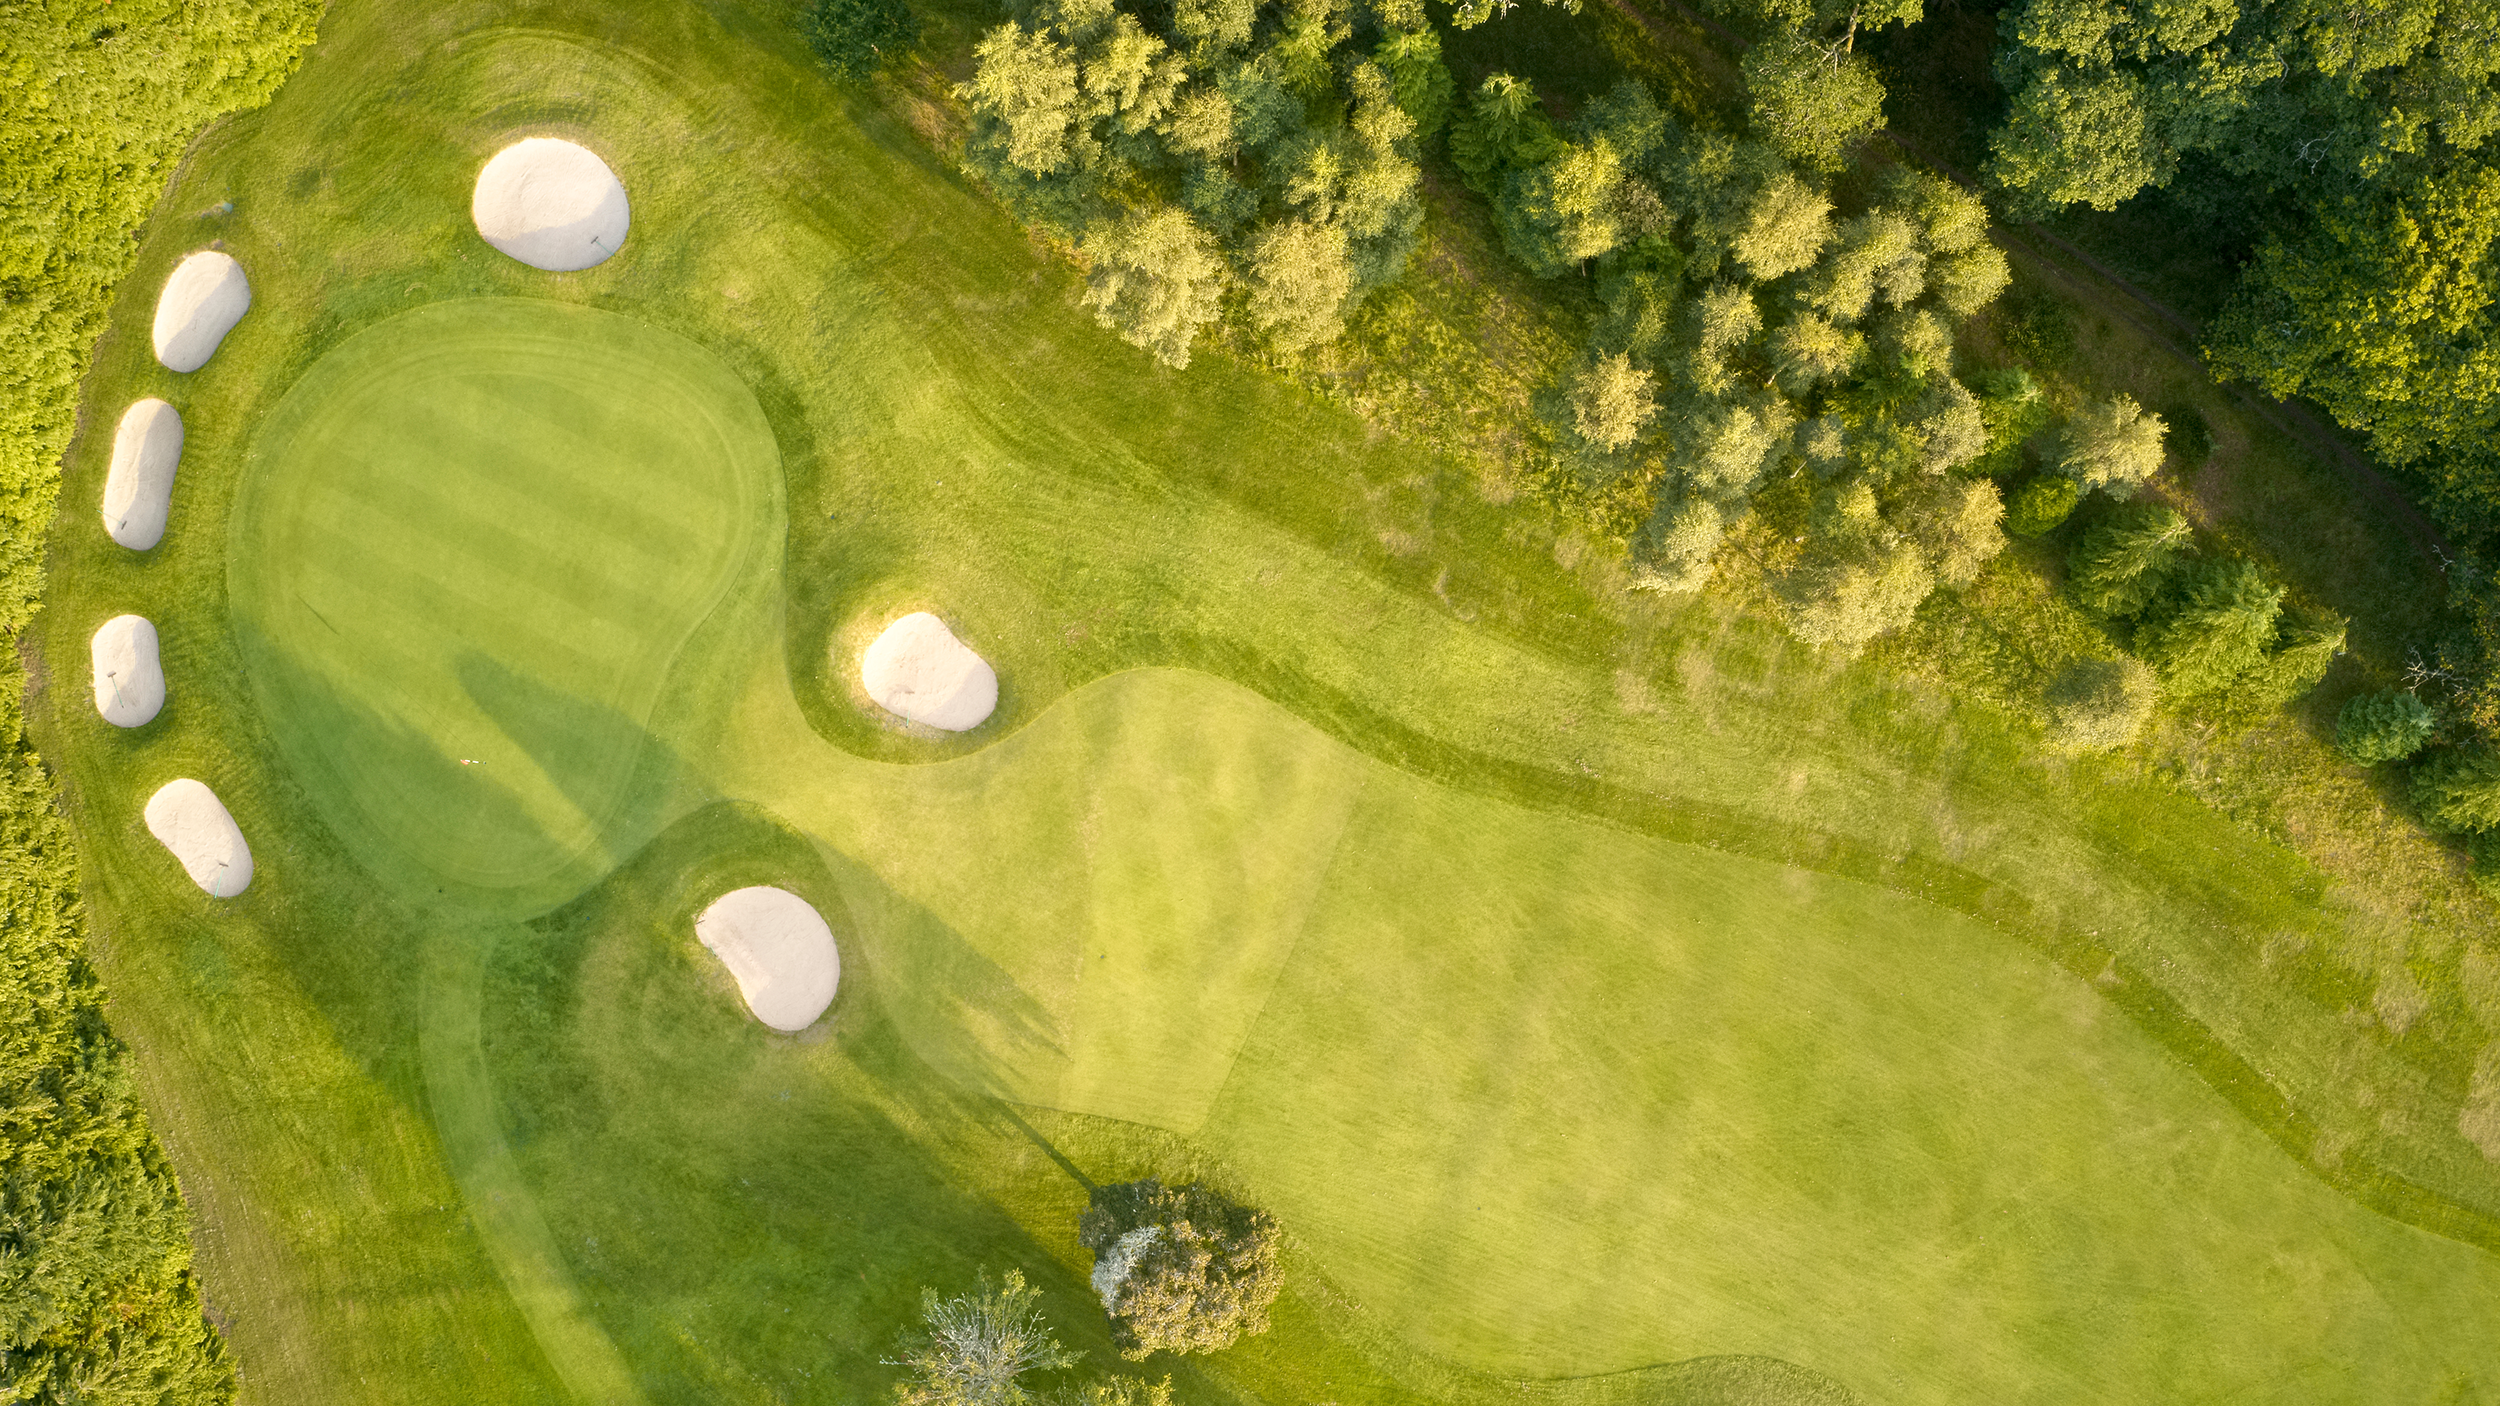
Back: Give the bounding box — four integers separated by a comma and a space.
1768, 311, 1862, 392
1079, 1180, 1282, 1360
1731, 172, 1834, 280
1244, 218, 1356, 352
2066, 504, 2190, 616
1781, 537, 1935, 651
803, 0, 922, 82
1571, 352, 1659, 449
1374, 27, 1456, 141
2414, 746, 2500, 834
2045, 656, 2159, 751
2232, 606, 2346, 712
888, 1270, 1081, 1406
1448, 74, 1567, 197
2339, 689, 2437, 764
1081, 206, 1229, 367
1900, 476, 2005, 585
1743, 32, 1886, 174
2004, 475, 2077, 536
2052, 393, 2166, 499
2136, 556, 2284, 695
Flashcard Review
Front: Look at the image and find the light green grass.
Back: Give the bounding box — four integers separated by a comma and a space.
31, 0, 2500, 1402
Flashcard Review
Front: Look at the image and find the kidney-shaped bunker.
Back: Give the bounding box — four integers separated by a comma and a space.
153, 251, 251, 372
860, 612, 998, 732
102, 399, 183, 550
92, 615, 165, 728
472, 138, 631, 272
144, 779, 252, 897
694, 886, 840, 1032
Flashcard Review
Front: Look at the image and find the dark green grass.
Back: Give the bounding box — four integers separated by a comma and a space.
28, 0, 2500, 1401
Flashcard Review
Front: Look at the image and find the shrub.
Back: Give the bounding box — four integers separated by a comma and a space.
2336, 691, 2434, 764
886, 1269, 1078, 1406
2136, 556, 2283, 695
1970, 367, 2049, 477
2004, 475, 2078, 537
2044, 656, 2158, 751
802, 0, 921, 83
1079, 1180, 1282, 1360
2231, 606, 2346, 712
2412, 747, 2500, 835
2472, 832, 2500, 900
2066, 504, 2189, 616
1999, 290, 2076, 369
1780, 538, 1935, 652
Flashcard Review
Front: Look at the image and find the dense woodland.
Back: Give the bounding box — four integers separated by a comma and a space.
1, 1, 319, 1399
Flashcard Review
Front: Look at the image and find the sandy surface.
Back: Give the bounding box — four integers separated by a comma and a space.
694, 886, 839, 1031
144, 779, 252, 897
91, 615, 165, 728
152, 251, 251, 372
472, 138, 630, 272
102, 398, 183, 550
861, 613, 998, 731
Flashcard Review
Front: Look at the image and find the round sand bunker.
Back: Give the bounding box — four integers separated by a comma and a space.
102, 398, 183, 550
694, 886, 839, 1032
861, 613, 998, 731
472, 138, 631, 272
152, 251, 251, 372
91, 615, 165, 728
144, 779, 252, 897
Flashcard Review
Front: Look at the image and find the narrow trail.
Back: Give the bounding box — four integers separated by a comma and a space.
1596, 0, 2456, 562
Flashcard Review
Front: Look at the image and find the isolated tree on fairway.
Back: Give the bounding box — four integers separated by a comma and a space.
2414, 747, 2500, 834
2053, 393, 2166, 499
2136, 556, 2283, 695
1571, 352, 1659, 449
803, 0, 922, 82
2067, 504, 2189, 616
1079, 1180, 1282, 1359
2340, 690, 2437, 764
1081, 207, 1229, 367
887, 1270, 1079, 1406
2045, 656, 2158, 751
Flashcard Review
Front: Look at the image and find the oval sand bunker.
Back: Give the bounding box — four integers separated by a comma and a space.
91, 615, 165, 728
152, 251, 251, 372
472, 138, 630, 272
144, 779, 252, 897
861, 613, 998, 731
695, 887, 839, 1032
102, 398, 183, 549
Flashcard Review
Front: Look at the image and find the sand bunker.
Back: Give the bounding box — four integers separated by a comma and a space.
152, 251, 251, 372
472, 138, 631, 271
861, 613, 998, 731
91, 615, 165, 728
102, 398, 183, 550
144, 779, 252, 897
694, 886, 839, 1031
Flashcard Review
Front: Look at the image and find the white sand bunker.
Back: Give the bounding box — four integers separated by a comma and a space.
472, 138, 630, 272
861, 613, 998, 731
102, 398, 183, 550
91, 615, 165, 728
694, 886, 840, 1032
152, 251, 251, 372
144, 779, 252, 898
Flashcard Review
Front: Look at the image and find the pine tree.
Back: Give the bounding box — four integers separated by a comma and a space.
2136, 556, 2284, 695
2067, 504, 2190, 616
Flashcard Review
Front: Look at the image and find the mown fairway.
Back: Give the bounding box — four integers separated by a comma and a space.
34, 0, 2500, 1402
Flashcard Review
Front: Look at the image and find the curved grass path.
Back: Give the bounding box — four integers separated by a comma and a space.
219, 295, 2500, 1403
35, 1, 2500, 1402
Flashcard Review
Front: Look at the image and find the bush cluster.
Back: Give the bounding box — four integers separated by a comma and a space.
1078, 1178, 1282, 1359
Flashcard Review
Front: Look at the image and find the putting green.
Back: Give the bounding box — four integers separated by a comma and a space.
217, 295, 2500, 1404
230, 298, 778, 892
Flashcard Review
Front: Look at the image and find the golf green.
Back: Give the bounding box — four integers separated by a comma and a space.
229, 298, 778, 893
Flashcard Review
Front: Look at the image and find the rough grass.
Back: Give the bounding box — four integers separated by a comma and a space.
29, 0, 2500, 1402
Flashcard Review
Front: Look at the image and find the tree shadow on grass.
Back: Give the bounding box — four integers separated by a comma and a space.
484, 799, 1194, 1403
